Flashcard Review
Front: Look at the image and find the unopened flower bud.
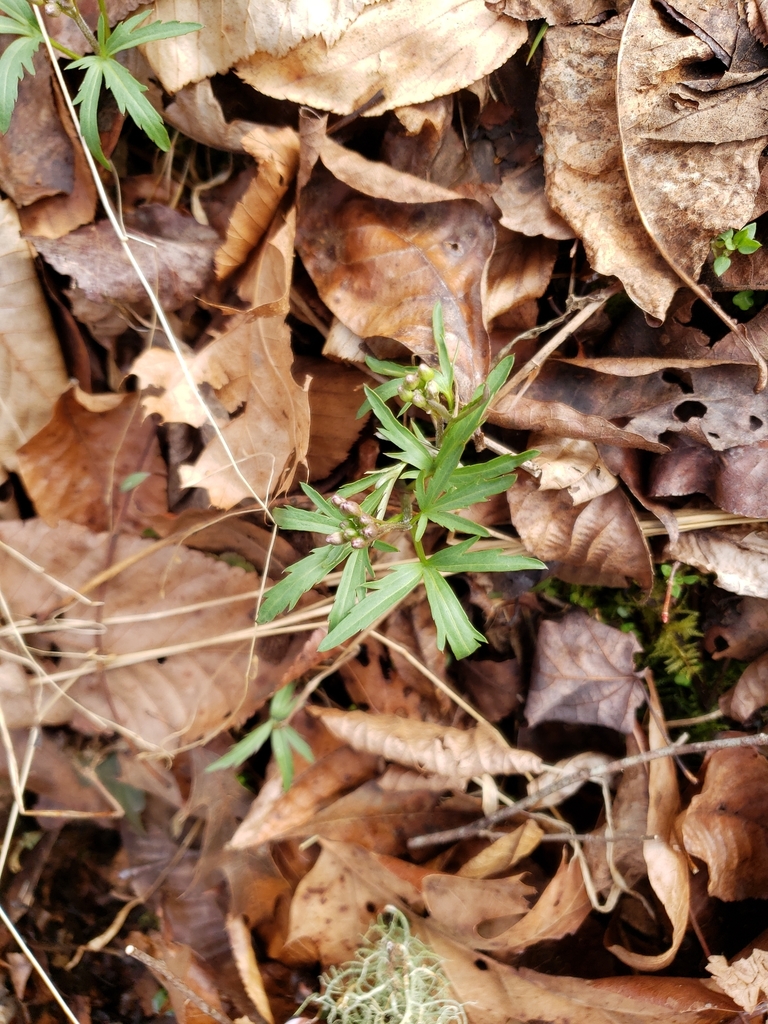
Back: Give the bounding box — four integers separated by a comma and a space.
44, 1, 60, 13
411, 391, 428, 408
331, 494, 345, 507
342, 527, 359, 540
398, 386, 415, 403
339, 498, 362, 516
425, 380, 440, 399
362, 524, 378, 539
350, 537, 367, 549
418, 365, 435, 382
404, 372, 419, 387
325, 531, 344, 545
358, 513, 375, 526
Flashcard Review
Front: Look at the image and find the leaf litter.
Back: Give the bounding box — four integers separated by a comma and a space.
6, 1, 768, 1022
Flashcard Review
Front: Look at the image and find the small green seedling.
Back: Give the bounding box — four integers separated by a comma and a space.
733, 289, 756, 311
526, 20, 548, 64
206, 683, 313, 789
711, 222, 762, 277
298, 906, 467, 1024
258, 304, 545, 662
0, 0, 200, 165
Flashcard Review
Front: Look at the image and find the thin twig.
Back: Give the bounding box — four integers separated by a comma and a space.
408, 731, 768, 849
125, 945, 236, 1024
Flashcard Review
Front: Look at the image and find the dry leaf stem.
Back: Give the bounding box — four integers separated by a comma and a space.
408, 731, 768, 849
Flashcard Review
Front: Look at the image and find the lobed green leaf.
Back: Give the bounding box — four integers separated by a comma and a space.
329, 545, 372, 630
319, 563, 424, 650
272, 506, 341, 534
0, 33, 39, 132
421, 565, 485, 659
258, 544, 351, 623
205, 719, 273, 772
104, 10, 201, 54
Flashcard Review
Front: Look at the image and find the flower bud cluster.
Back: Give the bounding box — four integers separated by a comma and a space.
325, 495, 381, 548
397, 364, 450, 419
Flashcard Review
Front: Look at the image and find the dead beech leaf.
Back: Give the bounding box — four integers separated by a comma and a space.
17, 389, 167, 533
682, 748, 768, 901
527, 752, 615, 809
475, 851, 591, 953
236, 0, 527, 117
422, 872, 535, 948
0, 519, 266, 752
537, 16, 679, 320
650, 438, 768, 519
527, 611, 645, 734
32, 205, 218, 313
145, 0, 384, 91
459, 821, 544, 879
282, 839, 423, 966
296, 172, 493, 399
666, 528, 768, 599
707, 949, 768, 1013
488, 0, 617, 22
493, 161, 574, 240
720, 652, 768, 724
609, 685, 689, 970
423, 925, 737, 1024
0, 199, 68, 478
507, 473, 654, 589
616, 0, 767, 291
531, 436, 618, 505
293, 356, 370, 481
215, 126, 299, 280
310, 708, 544, 779
163, 79, 263, 152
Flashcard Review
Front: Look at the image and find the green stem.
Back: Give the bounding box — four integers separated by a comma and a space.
56, 0, 100, 53
48, 37, 80, 60
413, 535, 427, 564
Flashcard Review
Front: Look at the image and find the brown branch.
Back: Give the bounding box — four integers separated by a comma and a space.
408, 731, 768, 850
125, 945, 244, 1024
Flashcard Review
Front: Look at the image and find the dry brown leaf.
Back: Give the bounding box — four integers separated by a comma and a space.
236, 0, 527, 117
707, 949, 768, 1013
17, 389, 167, 532
145, 0, 384, 91
281, 839, 423, 966
720, 652, 768, 724
609, 684, 689, 970
666, 527, 768, 599
531, 436, 618, 505
0, 199, 68, 478
225, 914, 274, 1024
616, 0, 767, 292
507, 473, 654, 588
423, 925, 737, 1024
485, 228, 558, 322
706, 597, 768, 662
537, 16, 679, 320
458, 821, 544, 879
527, 751, 616, 809
475, 851, 591, 953
488, 0, 617, 22
526, 611, 645, 733
310, 708, 544, 779
229, 746, 379, 849
493, 160, 574, 240
32, 204, 218, 314
422, 872, 535, 948
163, 79, 263, 151
682, 747, 768, 901
215, 126, 299, 280
293, 356, 370, 481
296, 171, 493, 399
0, 519, 267, 752
129, 933, 226, 1024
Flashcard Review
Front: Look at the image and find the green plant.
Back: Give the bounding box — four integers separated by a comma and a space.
0, 0, 200, 164
711, 222, 762, 277
258, 305, 545, 661
298, 906, 467, 1024
733, 289, 756, 311
206, 683, 313, 788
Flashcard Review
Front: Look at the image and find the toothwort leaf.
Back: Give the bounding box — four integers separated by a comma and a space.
104, 10, 200, 54
319, 563, 424, 651
421, 565, 485, 659
0, 34, 39, 133
258, 544, 351, 624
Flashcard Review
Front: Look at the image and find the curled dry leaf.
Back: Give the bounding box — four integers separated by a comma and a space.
225, 914, 275, 1024
488, 0, 618, 22
609, 685, 689, 970
681, 747, 768, 901
485, 228, 558, 322
527, 611, 645, 734
296, 171, 494, 399
17, 389, 167, 533
0, 519, 267, 752
458, 820, 544, 878
707, 949, 768, 1014
493, 161, 574, 240
666, 527, 768, 599
616, 0, 767, 290
0, 199, 68, 478
294, 356, 370, 481
537, 16, 679, 320
309, 708, 544, 780
720, 652, 768, 723
706, 596, 768, 662
507, 473, 654, 589
236, 0, 527, 116
215, 126, 299, 280
163, 79, 264, 152
530, 436, 618, 505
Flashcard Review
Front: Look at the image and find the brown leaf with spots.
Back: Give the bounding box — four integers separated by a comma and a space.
526, 610, 645, 733
296, 170, 494, 398
422, 872, 535, 948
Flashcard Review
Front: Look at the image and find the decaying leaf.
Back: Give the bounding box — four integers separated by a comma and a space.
682, 748, 768, 901
707, 949, 768, 1014
666, 528, 768, 598
493, 160, 574, 240
526, 611, 645, 733
309, 708, 544, 779
527, 751, 616, 808
720, 652, 768, 723
423, 871, 535, 948
236, 0, 527, 116
458, 820, 544, 879
0, 199, 68, 478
